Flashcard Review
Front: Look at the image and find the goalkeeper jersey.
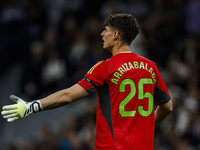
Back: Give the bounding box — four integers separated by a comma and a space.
78, 52, 170, 150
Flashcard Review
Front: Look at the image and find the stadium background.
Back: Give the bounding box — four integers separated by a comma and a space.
0, 0, 200, 149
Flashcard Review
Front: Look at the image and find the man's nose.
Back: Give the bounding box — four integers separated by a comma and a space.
101, 30, 105, 36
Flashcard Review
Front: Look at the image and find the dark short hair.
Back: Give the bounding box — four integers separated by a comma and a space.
104, 13, 140, 45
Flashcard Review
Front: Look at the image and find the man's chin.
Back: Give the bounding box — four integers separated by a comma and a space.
103, 44, 112, 51
103, 47, 111, 51
103, 46, 108, 50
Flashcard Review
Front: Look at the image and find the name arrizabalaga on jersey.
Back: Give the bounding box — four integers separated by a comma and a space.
111, 61, 157, 85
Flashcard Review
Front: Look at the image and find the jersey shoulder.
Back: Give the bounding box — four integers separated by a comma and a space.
87, 59, 109, 75
84, 59, 110, 86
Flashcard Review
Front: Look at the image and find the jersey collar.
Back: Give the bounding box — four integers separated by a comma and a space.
116, 51, 132, 55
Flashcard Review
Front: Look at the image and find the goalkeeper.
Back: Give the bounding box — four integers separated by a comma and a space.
1, 85, 89, 122
1, 13, 172, 150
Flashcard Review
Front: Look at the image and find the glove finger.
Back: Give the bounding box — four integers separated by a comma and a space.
2, 104, 18, 110
7, 117, 19, 122
3, 113, 18, 119
1, 110, 17, 116
10, 95, 22, 103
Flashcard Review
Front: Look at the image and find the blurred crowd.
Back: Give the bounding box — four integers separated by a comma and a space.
0, 0, 200, 149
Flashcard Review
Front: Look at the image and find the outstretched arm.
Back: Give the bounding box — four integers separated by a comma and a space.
1, 84, 89, 122
41, 84, 89, 110
154, 99, 173, 125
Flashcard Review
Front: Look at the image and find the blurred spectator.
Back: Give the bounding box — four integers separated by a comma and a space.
24, 0, 48, 43
179, 36, 200, 65
58, 115, 84, 150
78, 115, 96, 150
21, 41, 45, 98
130, 29, 148, 57
68, 30, 89, 65
42, 0, 66, 29
37, 124, 58, 150
43, 28, 57, 52
42, 50, 66, 93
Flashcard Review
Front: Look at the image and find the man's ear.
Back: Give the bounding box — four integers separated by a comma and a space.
113, 30, 120, 40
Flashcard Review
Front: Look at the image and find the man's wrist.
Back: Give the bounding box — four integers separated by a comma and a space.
30, 100, 43, 113
24, 100, 43, 117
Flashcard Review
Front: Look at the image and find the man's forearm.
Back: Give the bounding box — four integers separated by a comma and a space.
40, 89, 71, 110
41, 84, 89, 110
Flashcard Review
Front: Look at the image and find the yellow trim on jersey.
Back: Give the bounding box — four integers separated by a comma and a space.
87, 61, 103, 74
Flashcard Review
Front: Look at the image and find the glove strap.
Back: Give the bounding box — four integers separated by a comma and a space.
23, 100, 43, 117
31, 100, 43, 113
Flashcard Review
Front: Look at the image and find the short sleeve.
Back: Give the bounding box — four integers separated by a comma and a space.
78, 60, 109, 95
154, 67, 171, 105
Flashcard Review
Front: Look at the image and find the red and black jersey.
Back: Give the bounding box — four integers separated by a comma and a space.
78, 52, 170, 150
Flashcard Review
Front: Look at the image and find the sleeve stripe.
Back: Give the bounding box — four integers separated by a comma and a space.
78, 82, 97, 95
83, 77, 99, 90
87, 61, 102, 74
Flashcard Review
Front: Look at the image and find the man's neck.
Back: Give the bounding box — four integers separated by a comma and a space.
111, 42, 131, 56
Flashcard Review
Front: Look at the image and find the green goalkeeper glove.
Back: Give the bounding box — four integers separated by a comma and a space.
1, 95, 43, 122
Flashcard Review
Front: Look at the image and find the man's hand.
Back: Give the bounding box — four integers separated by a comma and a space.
1, 95, 43, 122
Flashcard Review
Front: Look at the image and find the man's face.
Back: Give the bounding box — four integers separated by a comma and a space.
101, 26, 115, 50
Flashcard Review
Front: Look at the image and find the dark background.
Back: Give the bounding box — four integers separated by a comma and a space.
0, 0, 200, 149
